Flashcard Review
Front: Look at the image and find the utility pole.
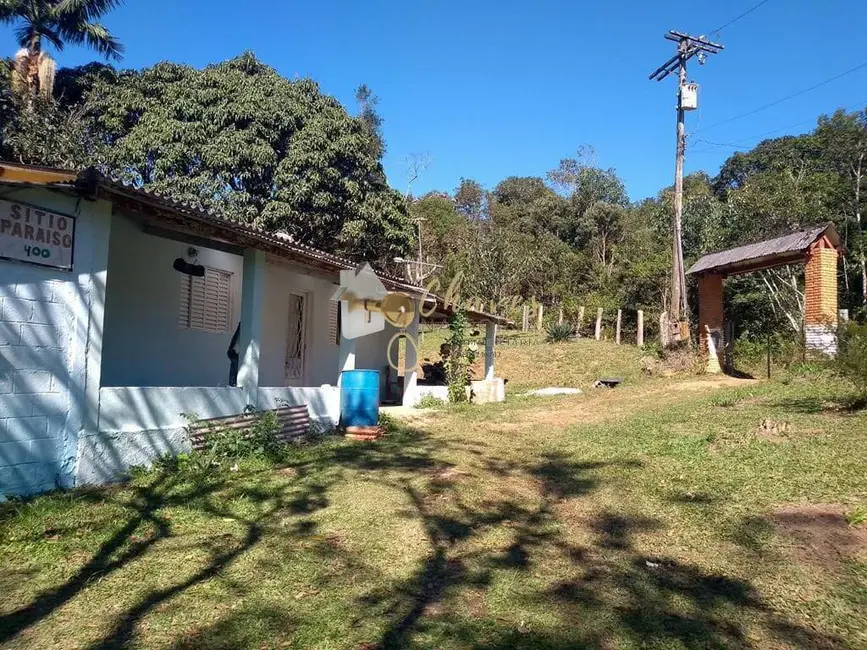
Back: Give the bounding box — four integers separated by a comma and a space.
649, 31, 723, 343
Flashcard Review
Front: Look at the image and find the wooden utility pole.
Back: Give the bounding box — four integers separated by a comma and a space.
649, 31, 723, 342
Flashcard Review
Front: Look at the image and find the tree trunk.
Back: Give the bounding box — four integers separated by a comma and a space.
855, 155, 866, 309
26, 34, 42, 98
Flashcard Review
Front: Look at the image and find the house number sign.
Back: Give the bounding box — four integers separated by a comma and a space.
0, 199, 75, 271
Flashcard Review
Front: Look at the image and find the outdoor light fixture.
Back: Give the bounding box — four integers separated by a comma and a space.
173, 246, 205, 277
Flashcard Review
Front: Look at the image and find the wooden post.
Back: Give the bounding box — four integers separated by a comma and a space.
577, 306, 585, 335
615, 309, 622, 344
595, 308, 603, 341
558, 306, 564, 325
522, 305, 529, 332
637, 310, 644, 346
537, 304, 544, 331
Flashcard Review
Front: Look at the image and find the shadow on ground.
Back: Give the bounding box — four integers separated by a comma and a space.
0, 419, 849, 650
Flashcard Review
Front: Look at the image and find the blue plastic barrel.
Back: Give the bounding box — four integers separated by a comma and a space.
340, 369, 380, 427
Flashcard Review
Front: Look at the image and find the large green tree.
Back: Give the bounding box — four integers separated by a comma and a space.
84, 54, 412, 265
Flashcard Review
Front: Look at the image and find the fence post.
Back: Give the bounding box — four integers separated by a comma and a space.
616, 309, 622, 344
577, 306, 585, 335
558, 306, 564, 325
537, 304, 544, 331
637, 310, 644, 346
595, 308, 604, 341
522, 305, 529, 332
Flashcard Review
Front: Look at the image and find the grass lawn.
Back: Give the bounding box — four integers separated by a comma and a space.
1, 342, 866, 649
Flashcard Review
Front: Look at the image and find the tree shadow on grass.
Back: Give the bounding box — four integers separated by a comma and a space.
0, 424, 447, 648
354, 448, 847, 650
0, 420, 851, 649
772, 393, 867, 414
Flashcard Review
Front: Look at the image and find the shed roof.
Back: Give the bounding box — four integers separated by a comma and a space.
0, 162, 510, 325
686, 224, 840, 277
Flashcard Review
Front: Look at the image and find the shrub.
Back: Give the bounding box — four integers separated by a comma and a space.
546, 322, 576, 343
181, 408, 285, 472
836, 321, 867, 394
417, 394, 446, 408
444, 310, 478, 403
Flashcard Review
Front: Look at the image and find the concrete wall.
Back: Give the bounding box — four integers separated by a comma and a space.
1, 189, 111, 497
101, 214, 244, 387
1, 190, 390, 496
79, 385, 340, 484
259, 260, 341, 388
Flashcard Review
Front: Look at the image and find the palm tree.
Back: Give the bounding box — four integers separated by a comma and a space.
0, 0, 124, 99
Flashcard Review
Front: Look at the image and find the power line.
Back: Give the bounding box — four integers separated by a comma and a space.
695, 61, 867, 133
710, 0, 771, 36
689, 98, 867, 150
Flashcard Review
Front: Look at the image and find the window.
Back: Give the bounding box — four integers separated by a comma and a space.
285, 293, 307, 381
328, 300, 340, 345
178, 267, 232, 333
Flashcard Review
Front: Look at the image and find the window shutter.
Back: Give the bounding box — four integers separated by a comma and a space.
328, 300, 340, 345
178, 267, 232, 333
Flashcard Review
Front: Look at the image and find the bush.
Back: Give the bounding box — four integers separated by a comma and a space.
546, 322, 576, 343
836, 321, 867, 393
445, 310, 478, 403
417, 394, 446, 408
181, 409, 285, 472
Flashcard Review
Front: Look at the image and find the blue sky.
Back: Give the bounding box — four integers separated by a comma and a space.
2, 0, 866, 201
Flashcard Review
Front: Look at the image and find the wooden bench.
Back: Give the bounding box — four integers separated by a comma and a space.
188, 405, 311, 451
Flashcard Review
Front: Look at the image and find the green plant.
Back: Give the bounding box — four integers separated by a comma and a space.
417, 394, 447, 409
181, 409, 285, 473
845, 507, 867, 527
836, 322, 867, 394
546, 322, 576, 343
444, 309, 477, 403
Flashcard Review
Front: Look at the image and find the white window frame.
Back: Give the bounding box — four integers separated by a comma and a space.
178, 266, 233, 334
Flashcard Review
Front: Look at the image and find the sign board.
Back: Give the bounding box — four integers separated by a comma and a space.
0, 199, 75, 271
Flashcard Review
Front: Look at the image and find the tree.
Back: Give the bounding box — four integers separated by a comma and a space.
355, 83, 384, 160
489, 176, 567, 238
0, 58, 101, 166
85, 54, 413, 265
454, 178, 488, 221
816, 109, 867, 309
409, 192, 464, 264
0, 0, 124, 99
583, 201, 626, 281
547, 147, 629, 249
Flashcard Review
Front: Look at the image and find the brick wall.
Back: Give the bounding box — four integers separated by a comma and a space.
0, 273, 74, 495
1, 190, 111, 499
804, 245, 839, 356
697, 273, 724, 365
804, 246, 838, 326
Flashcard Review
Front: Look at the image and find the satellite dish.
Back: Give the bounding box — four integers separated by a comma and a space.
379, 292, 415, 328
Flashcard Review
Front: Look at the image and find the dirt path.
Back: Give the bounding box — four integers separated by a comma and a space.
392, 375, 759, 434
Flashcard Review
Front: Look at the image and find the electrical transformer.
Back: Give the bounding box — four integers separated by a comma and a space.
681, 83, 698, 110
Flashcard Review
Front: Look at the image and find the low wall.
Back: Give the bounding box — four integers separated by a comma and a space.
257, 386, 340, 428
77, 385, 339, 485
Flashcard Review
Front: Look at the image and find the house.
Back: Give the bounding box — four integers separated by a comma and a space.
0, 162, 507, 497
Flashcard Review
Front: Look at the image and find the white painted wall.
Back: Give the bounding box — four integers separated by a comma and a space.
101, 214, 243, 387
1, 190, 396, 496
259, 259, 341, 388
80, 385, 341, 484
0, 188, 111, 497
